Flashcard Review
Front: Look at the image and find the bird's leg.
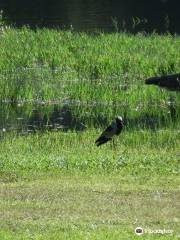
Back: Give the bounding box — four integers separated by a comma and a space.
113, 138, 115, 149
111, 139, 116, 161
110, 138, 116, 150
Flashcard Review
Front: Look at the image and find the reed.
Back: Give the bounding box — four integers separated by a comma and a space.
0, 28, 180, 94
0, 28, 180, 129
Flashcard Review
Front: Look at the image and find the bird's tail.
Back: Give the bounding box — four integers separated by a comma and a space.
95, 141, 102, 147
95, 137, 110, 147
145, 76, 160, 85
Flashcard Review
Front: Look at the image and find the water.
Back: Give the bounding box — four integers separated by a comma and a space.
0, 68, 179, 135
0, 99, 177, 135
1, 0, 180, 33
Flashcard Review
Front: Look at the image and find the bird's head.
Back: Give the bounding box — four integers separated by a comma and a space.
116, 116, 123, 125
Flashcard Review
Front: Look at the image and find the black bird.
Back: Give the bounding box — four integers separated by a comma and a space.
145, 73, 180, 91
95, 116, 123, 147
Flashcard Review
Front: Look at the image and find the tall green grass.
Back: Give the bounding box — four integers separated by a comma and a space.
0, 28, 179, 74
0, 28, 180, 98
0, 27, 180, 128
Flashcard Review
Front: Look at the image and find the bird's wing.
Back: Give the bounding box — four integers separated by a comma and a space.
116, 125, 123, 135
99, 121, 117, 139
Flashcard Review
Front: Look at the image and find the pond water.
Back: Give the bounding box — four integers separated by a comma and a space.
0, 68, 179, 135
1, 0, 180, 33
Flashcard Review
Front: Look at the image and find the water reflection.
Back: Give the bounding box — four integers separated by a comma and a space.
0, 102, 87, 135
0, 98, 178, 136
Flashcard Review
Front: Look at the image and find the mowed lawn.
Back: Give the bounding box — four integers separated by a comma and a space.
0, 174, 179, 239
0, 130, 180, 239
